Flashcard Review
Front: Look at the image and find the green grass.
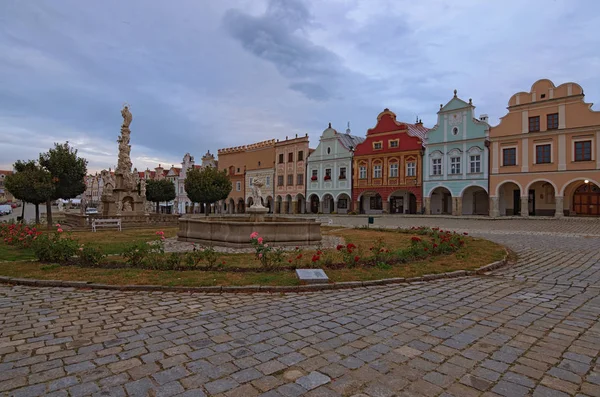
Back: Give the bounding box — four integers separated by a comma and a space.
0, 227, 508, 287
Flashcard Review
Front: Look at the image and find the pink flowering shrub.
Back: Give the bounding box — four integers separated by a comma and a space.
250, 232, 284, 269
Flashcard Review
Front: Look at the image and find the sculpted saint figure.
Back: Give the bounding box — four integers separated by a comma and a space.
121, 105, 133, 128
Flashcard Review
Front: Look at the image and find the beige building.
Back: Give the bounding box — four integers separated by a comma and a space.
0, 170, 15, 202
490, 79, 600, 217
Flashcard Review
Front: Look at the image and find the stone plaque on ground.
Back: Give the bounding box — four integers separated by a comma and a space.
296, 269, 329, 284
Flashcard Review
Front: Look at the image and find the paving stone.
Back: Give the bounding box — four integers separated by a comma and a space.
125, 378, 155, 396
69, 382, 101, 397
277, 383, 307, 397
296, 371, 331, 390
491, 380, 532, 397
152, 365, 188, 385
205, 377, 239, 394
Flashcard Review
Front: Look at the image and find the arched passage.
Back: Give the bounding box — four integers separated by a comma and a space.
309, 194, 319, 214
247, 197, 254, 208
285, 195, 293, 214
296, 194, 306, 214
525, 180, 556, 216
497, 181, 522, 216
430, 187, 453, 215
266, 196, 273, 214
461, 186, 489, 215
359, 192, 383, 214
336, 193, 352, 214
563, 179, 600, 216
389, 189, 417, 214
228, 198, 235, 214
276, 195, 283, 214
237, 198, 245, 214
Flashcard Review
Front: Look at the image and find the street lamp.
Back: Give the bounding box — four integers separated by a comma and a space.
584, 179, 589, 184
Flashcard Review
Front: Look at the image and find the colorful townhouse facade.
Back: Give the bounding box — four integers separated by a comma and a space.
352, 109, 428, 214
423, 91, 490, 215
306, 123, 364, 214
490, 79, 600, 217
218, 139, 275, 214
274, 134, 310, 214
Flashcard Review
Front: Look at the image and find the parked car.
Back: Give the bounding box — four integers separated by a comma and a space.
0, 205, 12, 216
85, 207, 98, 215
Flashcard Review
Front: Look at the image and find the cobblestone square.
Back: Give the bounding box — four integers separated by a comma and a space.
1, 218, 599, 396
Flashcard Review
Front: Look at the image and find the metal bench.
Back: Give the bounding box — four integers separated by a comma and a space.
92, 218, 122, 232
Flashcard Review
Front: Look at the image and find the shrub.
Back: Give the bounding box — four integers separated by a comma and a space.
0, 222, 42, 249
250, 232, 285, 269
122, 241, 153, 267
31, 232, 79, 263
78, 246, 106, 266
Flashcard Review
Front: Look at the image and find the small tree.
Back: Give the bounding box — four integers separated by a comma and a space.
39, 142, 88, 227
185, 167, 232, 216
5, 160, 54, 224
145, 179, 176, 213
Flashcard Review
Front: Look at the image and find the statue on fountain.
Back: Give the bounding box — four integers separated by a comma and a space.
251, 177, 265, 208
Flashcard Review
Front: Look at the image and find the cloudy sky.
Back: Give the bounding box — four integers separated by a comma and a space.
1, 0, 599, 173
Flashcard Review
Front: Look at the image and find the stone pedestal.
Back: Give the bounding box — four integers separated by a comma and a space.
520, 196, 529, 217
247, 206, 269, 222
490, 197, 499, 217
555, 196, 564, 218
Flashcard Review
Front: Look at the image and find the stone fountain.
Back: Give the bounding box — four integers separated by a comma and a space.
177, 177, 322, 248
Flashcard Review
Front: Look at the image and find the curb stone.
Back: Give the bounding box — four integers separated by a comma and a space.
0, 251, 510, 294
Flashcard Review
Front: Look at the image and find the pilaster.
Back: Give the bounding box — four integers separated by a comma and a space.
490, 196, 499, 217
555, 196, 564, 218
520, 196, 529, 217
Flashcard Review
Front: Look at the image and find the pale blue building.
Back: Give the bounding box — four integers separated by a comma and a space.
423, 91, 490, 215
306, 123, 364, 214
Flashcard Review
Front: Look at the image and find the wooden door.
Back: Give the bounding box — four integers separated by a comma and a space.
574, 184, 600, 216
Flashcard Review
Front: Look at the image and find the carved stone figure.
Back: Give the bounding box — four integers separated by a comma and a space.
123, 200, 132, 212
140, 179, 146, 197
121, 105, 133, 128
251, 177, 265, 208
116, 200, 123, 215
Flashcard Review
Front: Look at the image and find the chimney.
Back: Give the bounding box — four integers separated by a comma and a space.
480, 114, 489, 123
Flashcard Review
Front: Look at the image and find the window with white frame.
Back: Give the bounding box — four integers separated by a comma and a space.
373, 164, 382, 178
236, 181, 241, 191
389, 163, 398, 177
470, 155, 481, 173
266, 176, 270, 186
359, 166, 367, 179
406, 162, 416, 177
432, 158, 442, 175
450, 157, 461, 174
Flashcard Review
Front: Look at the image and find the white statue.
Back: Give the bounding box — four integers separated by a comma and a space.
251, 177, 265, 208
116, 200, 122, 215
57, 200, 64, 212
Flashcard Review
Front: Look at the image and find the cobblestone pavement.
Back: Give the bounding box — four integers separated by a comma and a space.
1, 219, 599, 396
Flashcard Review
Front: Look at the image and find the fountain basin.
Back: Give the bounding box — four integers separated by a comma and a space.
177, 216, 322, 248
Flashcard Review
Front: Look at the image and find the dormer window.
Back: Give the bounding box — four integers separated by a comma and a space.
373, 142, 383, 150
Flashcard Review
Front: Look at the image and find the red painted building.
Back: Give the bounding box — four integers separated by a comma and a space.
352, 109, 428, 214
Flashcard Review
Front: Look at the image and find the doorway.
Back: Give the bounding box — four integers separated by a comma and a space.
528, 189, 535, 216
513, 189, 521, 215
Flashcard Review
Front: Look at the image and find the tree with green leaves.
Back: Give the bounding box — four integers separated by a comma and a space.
145, 179, 176, 213
184, 167, 232, 216
39, 142, 88, 227
5, 160, 54, 224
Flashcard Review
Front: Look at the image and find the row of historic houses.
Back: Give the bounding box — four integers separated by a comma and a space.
215, 79, 600, 217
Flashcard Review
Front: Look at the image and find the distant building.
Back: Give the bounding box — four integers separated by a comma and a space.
274, 134, 310, 214
352, 109, 428, 214
0, 170, 15, 202
423, 91, 490, 215
306, 123, 364, 214
218, 140, 276, 214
